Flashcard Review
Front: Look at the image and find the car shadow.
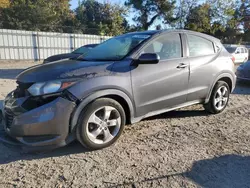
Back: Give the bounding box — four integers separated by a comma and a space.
0, 140, 89, 165
0, 69, 24, 79
145, 109, 209, 121
112, 154, 250, 187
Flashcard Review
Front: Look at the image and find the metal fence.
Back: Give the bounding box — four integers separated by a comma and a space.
0, 29, 111, 61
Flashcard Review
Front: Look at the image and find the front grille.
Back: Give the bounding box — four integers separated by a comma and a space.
13, 81, 33, 98
5, 109, 14, 129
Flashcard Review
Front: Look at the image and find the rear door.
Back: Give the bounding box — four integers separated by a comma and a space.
234, 47, 242, 63
185, 34, 218, 102
131, 32, 189, 117
240, 48, 246, 62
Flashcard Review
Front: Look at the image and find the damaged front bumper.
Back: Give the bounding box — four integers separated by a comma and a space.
1, 92, 76, 148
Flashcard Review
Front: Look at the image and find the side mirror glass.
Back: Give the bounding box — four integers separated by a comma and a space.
138, 53, 160, 64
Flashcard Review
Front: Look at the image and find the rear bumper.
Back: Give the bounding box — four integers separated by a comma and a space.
1, 95, 75, 147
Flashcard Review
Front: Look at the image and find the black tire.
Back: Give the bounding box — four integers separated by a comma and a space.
204, 81, 230, 114
76, 98, 126, 150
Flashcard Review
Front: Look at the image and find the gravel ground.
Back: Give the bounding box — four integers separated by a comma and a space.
0, 61, 250, 188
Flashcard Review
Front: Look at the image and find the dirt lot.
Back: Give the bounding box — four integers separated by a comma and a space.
1, 61, 250, 188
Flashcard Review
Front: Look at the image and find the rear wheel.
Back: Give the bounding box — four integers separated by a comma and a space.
204, 81, 230, 114
76, 98, 126, 150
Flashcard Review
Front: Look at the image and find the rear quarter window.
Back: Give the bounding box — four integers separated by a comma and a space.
187, 35, 215, 57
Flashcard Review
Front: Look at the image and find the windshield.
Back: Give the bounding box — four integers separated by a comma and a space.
78, 33, 152, 61
72, 46, 90, 54
226, 47, 236, 53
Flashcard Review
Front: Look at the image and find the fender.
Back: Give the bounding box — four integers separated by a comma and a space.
70, 89, 135, 131
205, 72, 236, 103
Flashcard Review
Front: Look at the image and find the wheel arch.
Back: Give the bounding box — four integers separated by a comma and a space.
70, 89, 135, 131
205, 73, 235, 103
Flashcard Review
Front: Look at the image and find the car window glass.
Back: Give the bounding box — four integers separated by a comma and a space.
245, 48, 248, 53
240, 48, 244, 53
72, 46, 89, 54
187, 35, 215, 57
226, 47, 236, 53
82, 34, 152, 61
141, 33, 182, 60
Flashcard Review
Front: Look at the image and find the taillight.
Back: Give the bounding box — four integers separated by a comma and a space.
231, 56, 235, 63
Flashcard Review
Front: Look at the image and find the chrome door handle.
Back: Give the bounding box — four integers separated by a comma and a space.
177, 63, 188, 69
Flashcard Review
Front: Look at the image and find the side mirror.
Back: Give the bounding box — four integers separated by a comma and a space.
235, 51, 240, 54
137, 53, 160, 64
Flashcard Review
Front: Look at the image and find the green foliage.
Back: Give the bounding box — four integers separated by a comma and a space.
98, 3, 128, 36
185, 3, 212, 34
0, 0, 76, 32
75, 0, 128, 35
175, 0, 198, 29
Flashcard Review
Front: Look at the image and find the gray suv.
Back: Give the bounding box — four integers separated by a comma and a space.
1, 30, 236, 150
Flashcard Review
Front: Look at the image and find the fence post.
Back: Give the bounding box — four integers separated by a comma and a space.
37, 32, 40, 61
73, 34, 76, 50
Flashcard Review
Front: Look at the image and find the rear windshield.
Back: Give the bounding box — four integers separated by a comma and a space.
225, 47, 236, 53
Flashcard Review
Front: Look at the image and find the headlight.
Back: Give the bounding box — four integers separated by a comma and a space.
28, 81, 75, 96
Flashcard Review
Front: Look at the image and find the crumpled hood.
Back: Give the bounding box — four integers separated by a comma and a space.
17, 59, 114, 83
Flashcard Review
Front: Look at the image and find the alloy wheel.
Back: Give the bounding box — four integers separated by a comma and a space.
86, 106, 121, 145
213, 86, 229, 111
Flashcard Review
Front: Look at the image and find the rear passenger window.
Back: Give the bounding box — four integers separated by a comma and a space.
187, 35, 215, 57
245, 48, 248, 53
240, 48, 244, 53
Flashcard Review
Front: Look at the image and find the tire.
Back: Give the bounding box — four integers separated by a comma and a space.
204, 81, 230, 114
76, 98, 126, 150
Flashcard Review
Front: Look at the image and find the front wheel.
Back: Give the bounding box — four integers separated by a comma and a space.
204, 81, 230, 114
76, 98, 126, 150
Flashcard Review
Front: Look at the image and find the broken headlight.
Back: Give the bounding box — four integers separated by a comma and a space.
28, 81, 75, 96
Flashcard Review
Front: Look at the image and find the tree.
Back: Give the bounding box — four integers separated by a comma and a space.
0, 0, 75, 32
175, 0, 198, 29
184, 3, 212, 34
125, 0, 176, 30
98, 2, 128, 36
75, 0, 128, 35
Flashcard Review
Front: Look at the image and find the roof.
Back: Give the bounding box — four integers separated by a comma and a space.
126, 29, 220, 42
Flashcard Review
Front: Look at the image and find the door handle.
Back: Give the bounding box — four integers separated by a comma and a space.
177, 63, 188, 69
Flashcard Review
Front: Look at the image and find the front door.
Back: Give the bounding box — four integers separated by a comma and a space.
131, 33, 189, 117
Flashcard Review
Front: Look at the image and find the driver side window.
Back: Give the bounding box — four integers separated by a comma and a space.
141, 33, 182, 60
